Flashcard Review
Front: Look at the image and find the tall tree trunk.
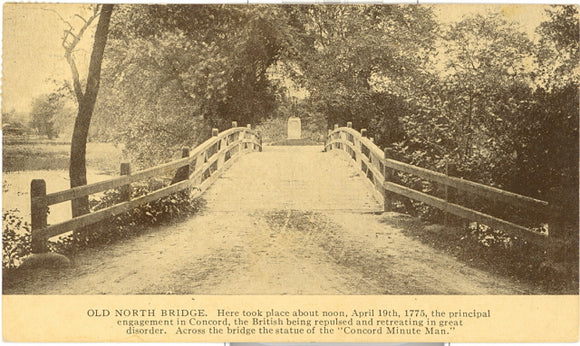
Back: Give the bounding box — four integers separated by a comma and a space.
70, 4, 114, 217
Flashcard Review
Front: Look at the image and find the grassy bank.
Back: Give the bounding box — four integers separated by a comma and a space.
3, 137, 123, 174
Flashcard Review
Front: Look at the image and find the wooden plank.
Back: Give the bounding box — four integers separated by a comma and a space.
384, 159, 549, 212
35, 127, 258, 240
337, 139, 385, 183
383, 148, 395, 212
359, 152, 384, 183
198, 151, 240, 192
325, 139, 341, 149
331, 148, 385, 199
188, 138, 245, 182
42, 156, 191, 206
327, 138, 385, 186
383, 182, 547, 238
35, 179, 194, 240
369, 150, 383, 172
360, 137, 383, 161
42, 130, 247, 206
330, 127, 383, 160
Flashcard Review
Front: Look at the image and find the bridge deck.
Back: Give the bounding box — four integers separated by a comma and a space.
3, 146, 539, 294
204, 146, 382, 212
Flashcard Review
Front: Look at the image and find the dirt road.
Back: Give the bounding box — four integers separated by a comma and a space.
3, 146, 538, 294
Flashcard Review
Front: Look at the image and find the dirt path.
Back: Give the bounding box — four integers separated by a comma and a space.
3, 146, 538, 294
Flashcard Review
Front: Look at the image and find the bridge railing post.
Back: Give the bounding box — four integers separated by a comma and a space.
383, 148, 395, 212
242, 125, 250, 150
324, 129, 330, 152
230, 121, 237, 149
120, 162, 132, 201
256, 130, 262, 152
444, 162, 456, 226
333, 124, 339, 149
171, 148, 190, 184
217, 140, 227, 170
31, 179, 49, 253
334, 124, 339, 150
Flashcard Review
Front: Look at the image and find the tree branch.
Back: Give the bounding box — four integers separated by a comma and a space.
64, 50, 84, 102
58, 5, 101, 102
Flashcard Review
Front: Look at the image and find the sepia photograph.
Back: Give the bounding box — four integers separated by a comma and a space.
2, 3, 578, 298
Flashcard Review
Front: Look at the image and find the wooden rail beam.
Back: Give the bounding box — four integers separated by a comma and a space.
40, 129, 250, 206
384, 181, 547, 238
385, 158, 549, 213
324, 126, 550, 239
30, 126, 262, 252
35, 180, 195, 241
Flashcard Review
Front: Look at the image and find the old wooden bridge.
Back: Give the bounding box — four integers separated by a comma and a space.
14, 121, 553, 294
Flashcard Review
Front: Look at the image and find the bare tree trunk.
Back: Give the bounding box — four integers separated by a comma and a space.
70, 4, 114, 217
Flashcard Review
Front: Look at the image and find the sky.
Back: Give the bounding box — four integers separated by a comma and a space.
2, 4, 96, 114
1, 3, 553, 116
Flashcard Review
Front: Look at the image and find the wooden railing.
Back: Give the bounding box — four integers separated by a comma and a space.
325, 122, 554, 238
30, 123, 262, 253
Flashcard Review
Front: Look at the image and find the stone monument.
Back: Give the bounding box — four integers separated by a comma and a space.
287, 116, 301, 139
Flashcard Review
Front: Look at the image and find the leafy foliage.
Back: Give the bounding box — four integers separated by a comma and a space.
367, 8, 578, 240
29, 93, 73, 139
2, 210, 31, 269
291, 5, 437, 146
397, 217, 578, 293
535, 5, 579, 90
51, 180, 206, 255
92, 5, 293, 167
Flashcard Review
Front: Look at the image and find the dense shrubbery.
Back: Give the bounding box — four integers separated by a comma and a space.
3, 210, 31, 269
464, 224, 578, 291
382, 213, 578, 293
52, 179, 205, 256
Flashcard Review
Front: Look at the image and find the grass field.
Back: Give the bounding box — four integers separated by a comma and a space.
3, 136, 124, 174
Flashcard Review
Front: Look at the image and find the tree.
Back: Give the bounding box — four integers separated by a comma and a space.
535, 5, 579, 90
92, 5, 293, 167
67, 4, 114, 217
520, 5, 579, 234
439, 13, 534, 167
29, 93, 65, 139
289, 5, 438, 146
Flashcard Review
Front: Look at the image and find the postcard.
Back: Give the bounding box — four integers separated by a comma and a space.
2, 2, 578, 342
